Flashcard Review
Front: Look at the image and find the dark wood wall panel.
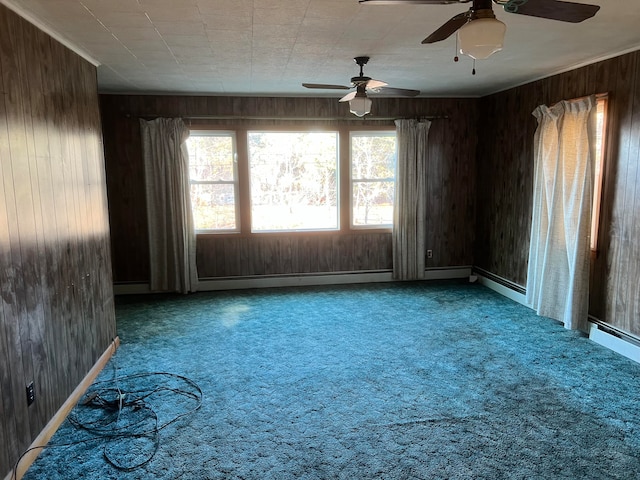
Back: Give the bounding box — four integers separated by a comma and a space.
0, 5, 116, 478
101, 95, 478, 281
475, 50, 640, 337
196, 233, 393, 278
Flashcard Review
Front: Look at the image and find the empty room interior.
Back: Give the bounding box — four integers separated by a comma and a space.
2, 0, 640, 478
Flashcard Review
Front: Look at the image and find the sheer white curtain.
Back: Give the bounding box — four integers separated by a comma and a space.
140, 118, 198, 294
526, 96, 596, 330
393, 119, 431, 280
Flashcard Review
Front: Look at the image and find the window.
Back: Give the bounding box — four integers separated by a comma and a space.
591, 95, 608, 252
186, 132, 239, 232
350, 131, 397, 228
248, 131, 339, 232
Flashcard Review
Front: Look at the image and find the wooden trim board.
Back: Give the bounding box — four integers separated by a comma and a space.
5, 337, 120, 480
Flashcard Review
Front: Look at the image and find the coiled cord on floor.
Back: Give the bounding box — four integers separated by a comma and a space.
12, 363, 203, 479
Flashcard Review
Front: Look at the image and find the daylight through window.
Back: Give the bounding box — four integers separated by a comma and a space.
186, 132, 239, 232
248, 131, 339, 232
591, 95, 608, 252
350, 132, 397, 228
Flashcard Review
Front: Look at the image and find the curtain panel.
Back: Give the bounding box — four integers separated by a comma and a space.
393, 119, 431, 280
526, 96, 596, 330
140, 118, 198, 294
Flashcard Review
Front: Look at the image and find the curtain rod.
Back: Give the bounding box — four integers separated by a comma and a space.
127, 114, 448, 122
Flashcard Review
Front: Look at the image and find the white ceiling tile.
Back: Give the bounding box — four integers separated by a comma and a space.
253, 0, 309, 8
205, 29, 252, 47
169, 45, 214, 58
145, 5, 203, 23
180, 64, 217, 73
11, 0, 640, 97
196, 0, 253, 16
109, 27, 163, 42
138, 0, 198, 6
153, 21, 206, 36
121, 42, 172, 56
305, 0, 359, 19
200, 14, 252, 31
162, 34, 212, 48
91, 12, 152, 29
253, 8, 305, 25
80, 0, 144, 14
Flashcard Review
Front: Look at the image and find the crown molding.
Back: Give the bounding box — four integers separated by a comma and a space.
0, 0, 100, 67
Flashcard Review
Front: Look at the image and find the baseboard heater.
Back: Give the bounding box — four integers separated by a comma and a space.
471, 270, 640, 365
113, 267, 473, 295
472, 267, 528, 306
588, 319, 640, 364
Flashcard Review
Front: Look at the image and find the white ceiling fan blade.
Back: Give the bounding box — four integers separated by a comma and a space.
339, 91, 357, 102
366, 79, 388, 90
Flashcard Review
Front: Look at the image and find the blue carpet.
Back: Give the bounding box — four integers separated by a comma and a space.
23, 281, 640, 479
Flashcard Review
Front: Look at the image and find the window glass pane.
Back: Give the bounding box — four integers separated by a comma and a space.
248, 132, 338, 232
187, 135, 235, 181
351, 134, 396, 180
591, 96, 607, 251
352, 181, 394, 226
186, 132, 238, 232
351, 132, 396, 227
190, 183, 237, 230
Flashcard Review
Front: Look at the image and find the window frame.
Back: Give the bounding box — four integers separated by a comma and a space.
349, 130, 397, 230
187, 124, 398, 237
187, 130, 240, 234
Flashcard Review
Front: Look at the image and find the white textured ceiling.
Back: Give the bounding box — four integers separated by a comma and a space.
4, 0, 640, 97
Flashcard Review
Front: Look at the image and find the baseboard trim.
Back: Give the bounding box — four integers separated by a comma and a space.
474, 271, 528, 307
113, 267, 473, 294
6, 337, 120, 480
589, 320, 640, 364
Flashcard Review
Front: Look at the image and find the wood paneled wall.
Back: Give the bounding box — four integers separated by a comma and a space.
100, 95, 478, 281
475, 51, 640, 337
0, 5, 116, 477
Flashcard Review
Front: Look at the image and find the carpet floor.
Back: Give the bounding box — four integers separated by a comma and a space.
23, 281, 640, 479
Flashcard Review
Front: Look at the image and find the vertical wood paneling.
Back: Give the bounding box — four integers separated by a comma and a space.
606, 53, 637, 332
0, 80, 21, 470
476, 49, 640, 337
614, 53, 640, 334
0, 5, 116, 478
102, 95, 478, 281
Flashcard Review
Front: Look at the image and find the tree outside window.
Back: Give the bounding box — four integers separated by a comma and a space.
351, 132, 396, 228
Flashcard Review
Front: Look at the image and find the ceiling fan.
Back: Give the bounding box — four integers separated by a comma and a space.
302, 56, 420, 117
359, 0, 600, 59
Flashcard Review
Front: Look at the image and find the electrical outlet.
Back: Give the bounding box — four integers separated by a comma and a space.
26, 382, 35, 406
427, 250, 433, 259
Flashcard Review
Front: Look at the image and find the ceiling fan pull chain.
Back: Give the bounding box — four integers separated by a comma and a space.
503, 0, 529, 14
454, 35, 459, 62
472, 59, 476, 76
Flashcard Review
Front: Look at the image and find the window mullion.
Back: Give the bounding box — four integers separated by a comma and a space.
236, 128, 251, 234
340, 127, 350, 233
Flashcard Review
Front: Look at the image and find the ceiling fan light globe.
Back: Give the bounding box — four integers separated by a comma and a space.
458, 17, 506, 60
349, 96, 372, 117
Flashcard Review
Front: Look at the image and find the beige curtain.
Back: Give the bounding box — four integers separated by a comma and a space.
526, 96, 596, 330
140, 118, 198, 294
392, 119, 431, 280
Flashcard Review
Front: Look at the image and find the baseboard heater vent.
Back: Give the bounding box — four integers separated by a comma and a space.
472, 268, 527, 307
473, 267, 526, 295
589, 320, 640, 364
113, 267, 473, 295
